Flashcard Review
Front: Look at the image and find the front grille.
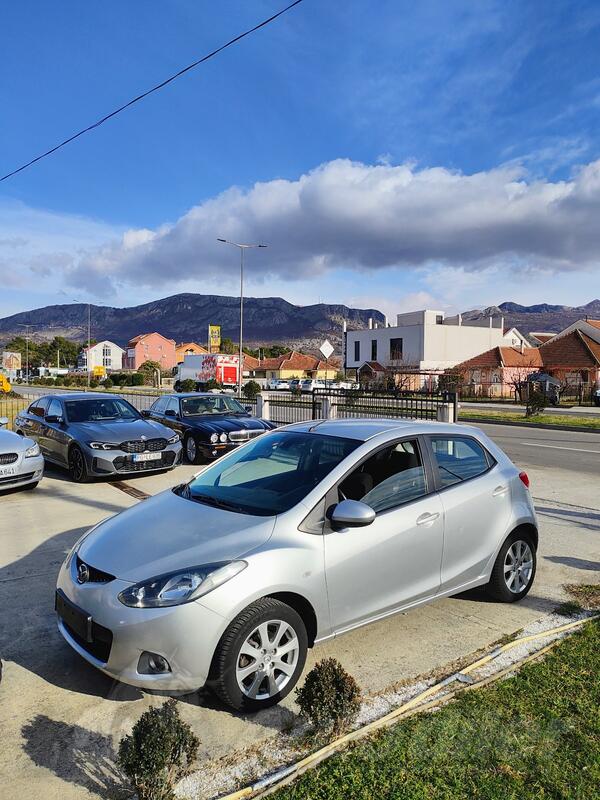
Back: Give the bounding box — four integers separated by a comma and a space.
114, 451, 176, 472
76, 555, 115, 584
228, 429, 266, 443
64, 620, 113, 663
0, 471, 34, 485
0, 453, 18, 465
120, 438, 167, 454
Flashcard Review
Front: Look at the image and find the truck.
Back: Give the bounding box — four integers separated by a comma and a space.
174, 354, 239, 391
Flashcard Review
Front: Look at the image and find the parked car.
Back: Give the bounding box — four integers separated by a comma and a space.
56, 418, 537, 711
145, 392, 275, 464
288, 379, 302, 393
0, 417, 44, 492
267, 379, 289, 391
300, 379, 327, 393
15, 393, 182, 482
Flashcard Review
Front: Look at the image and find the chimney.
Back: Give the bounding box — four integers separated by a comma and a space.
520, 340, 525, 354
383, 315, 388, 328
342, 320, 347, 333
368, 317, 373, 329
489, 316, 493, 328
458, 313, 462, 327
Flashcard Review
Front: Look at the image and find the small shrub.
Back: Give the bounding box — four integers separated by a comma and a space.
131, 373, 145, 386
204, 378, 222, 391
178, 378, 197, 392
118, 699, 199, 800
62, 376, 73, 386
102, 378, 114, 389
295, 658, 361, 736
89, 379, 99, 389
526, 389, 548, 417
242, 380, 261, 400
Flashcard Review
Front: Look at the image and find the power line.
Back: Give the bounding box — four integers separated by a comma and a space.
1, 0, 305, 182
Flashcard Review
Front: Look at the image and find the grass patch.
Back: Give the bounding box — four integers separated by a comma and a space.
273, 620, 600, 800
459, 409, 600, 429
554, 600, 583, 617
564, 583, 600, 610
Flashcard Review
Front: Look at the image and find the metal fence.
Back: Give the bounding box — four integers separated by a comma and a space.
313, 388, 457, 422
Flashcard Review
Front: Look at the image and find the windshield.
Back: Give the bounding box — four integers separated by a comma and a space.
64, 397, 140, 423
181, 430, 360, 515
180, 395, 246, 416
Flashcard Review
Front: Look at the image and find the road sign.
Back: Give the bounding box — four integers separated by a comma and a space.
320, 340, 334, 360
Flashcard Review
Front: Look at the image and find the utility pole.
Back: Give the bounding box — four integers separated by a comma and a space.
17, 323, 39, 384
217, 239, 268, 396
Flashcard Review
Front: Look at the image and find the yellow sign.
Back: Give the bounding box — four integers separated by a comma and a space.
92, 365, 106, 377
208, 324, 221, 354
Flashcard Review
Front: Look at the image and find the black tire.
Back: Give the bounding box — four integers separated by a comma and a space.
485, 530, 537, 602
208, 597, 308, 712
184, 433, 203, 465
68, 444, 89, 483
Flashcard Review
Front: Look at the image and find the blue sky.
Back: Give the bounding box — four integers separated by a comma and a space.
2, 0, 600, 319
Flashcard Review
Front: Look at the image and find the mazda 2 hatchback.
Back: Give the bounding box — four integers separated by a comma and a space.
56, 418, 537, 710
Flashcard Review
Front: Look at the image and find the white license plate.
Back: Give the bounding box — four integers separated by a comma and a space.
133, 452, 162, 463
0, 467, 17, 476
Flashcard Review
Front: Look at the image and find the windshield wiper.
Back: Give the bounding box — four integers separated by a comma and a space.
188, 493, 245, 513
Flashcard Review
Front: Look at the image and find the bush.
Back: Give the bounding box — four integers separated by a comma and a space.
118, 699, 199, 800
295, 658, 361, 736
178, 378, 197, 392
526, 389, 548, 417
242, 380, 261, 400
130, 373, 145, 386
102, 378, 114, 389
62, 376, 73, 386
204, 378, 222, 391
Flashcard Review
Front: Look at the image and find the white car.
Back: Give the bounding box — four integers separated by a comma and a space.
300, 379, 326, 393
0, 418, 44, 492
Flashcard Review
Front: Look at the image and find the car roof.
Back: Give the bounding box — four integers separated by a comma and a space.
36, 392, 109, 401
174, 392, 238, 399
280, 417, 479, 442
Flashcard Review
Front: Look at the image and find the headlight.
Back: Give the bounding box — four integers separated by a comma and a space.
88, 441, 120, 450
219, 432, 228, 443
210, 433, 219, 443
167, 433, 180, 443
118, 561, 247, 608
24, 442, 41, 458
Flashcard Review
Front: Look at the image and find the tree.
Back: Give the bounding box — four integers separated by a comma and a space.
220, 337, 238, 355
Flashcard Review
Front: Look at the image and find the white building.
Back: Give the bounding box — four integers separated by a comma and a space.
78, 340, 125, 372
345, 309, 527, 375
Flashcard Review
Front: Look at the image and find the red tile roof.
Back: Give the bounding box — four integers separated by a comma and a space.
127, 332, 175, 345
256, 351, 337, 371
539, 330, 600, 367
454, 347, 542, 371
359, 361, 386, 372
586, 319, 600, 329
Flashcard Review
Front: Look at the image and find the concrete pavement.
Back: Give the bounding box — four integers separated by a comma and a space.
0, 427, 598, 800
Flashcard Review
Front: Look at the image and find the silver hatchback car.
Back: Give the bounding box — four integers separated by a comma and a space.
56, 418, 537, 710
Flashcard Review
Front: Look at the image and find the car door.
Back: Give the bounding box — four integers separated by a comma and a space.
148, 395, 168, 424
323, 437, 444, 633
163, 396, 185, 436
426, 434, 513, 593
25, 398, 50, 449
43, 398, 70, 465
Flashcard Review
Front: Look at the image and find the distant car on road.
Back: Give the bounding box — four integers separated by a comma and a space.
56, 418, 537, 711
594, 387, 600, 407
145, 392, 275, 464
15, 393, 181, 482
0, 418, 44, 492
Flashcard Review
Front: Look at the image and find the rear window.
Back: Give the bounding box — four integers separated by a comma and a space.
429, 436, 492, 487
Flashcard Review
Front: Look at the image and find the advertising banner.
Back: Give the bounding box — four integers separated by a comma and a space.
208, 324, 221, 354
1, 351, 21, 371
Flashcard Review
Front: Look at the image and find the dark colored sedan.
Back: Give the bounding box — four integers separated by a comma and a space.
144, 392, 275, 463
15, 393, 182, 482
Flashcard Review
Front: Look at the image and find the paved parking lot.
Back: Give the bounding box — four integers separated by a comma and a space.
0, 423, 598, 799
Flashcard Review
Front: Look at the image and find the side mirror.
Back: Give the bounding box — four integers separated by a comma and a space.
244, 405, 252, 412
329, 499, 375, 530
140, 409, 151, 417
164, 408, 177, 417
0, 416, 8, 428
45, 414, 63, 424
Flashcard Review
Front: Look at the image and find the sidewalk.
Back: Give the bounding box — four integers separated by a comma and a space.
460, 401, 600, 417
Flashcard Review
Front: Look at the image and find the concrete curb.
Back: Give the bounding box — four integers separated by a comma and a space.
458, 416, 600, 434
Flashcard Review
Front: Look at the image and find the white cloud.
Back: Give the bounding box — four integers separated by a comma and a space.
67, 157, 600, 295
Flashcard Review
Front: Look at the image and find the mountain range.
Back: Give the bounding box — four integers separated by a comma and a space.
1, 294, 598, 353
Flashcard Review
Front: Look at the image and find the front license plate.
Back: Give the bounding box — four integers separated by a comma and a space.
0, 467, 17, 476
133, 452, 162, 462
55, 589, 93, 642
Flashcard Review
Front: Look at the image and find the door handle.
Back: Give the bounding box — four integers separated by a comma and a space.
493, 485, 508, 496
416, 512, 440, 526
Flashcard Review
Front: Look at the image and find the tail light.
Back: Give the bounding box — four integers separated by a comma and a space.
519, 471, 530, 489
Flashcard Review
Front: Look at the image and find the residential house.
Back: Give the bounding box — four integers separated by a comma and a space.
345, 309, 527, 383
77, 340, 125, 372
538, 328, 600, 388
246, 351, 339, 381
175, 341, 209, 363
123, 332, 177, 371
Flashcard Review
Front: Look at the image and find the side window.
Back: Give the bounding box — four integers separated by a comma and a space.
166, 397, 179, 414
46, 399, 63, 418
151, 396, 167, 414
338, 439, 427, 513
430, 436, 491, 487
31, 398, 50, 417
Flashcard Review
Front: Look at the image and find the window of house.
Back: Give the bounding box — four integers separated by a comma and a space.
338, 439, 427, 513
429, 436, 492, 487
390, 338, 403, 361
436, 315, 444, 325
371, 339, 377, 361
354, 340, 360, 362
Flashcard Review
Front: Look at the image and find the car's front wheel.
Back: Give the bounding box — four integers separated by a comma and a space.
485, 530, 536, 602
208, 597, 308, 711
184, 433, 202, 465
68, 444, 89, 483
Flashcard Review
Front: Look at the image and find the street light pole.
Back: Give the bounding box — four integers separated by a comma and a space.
17, 323, 39, 384
217, 239, 267, 396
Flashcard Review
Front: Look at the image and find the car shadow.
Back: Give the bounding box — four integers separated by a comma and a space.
535, 505, 600, 533
176, 686, 300, 733
21, 715, 130, 799
0, 525, 142, 701
543, 555, 600, 572
449, 587, 559, 614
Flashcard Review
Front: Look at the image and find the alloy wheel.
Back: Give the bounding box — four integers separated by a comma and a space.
235, 619, 300, 700
69, 448, 85, 481
503, 540, 534, 593
186, 436, 197, 463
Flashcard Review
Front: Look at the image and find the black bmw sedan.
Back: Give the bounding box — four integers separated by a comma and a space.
144, 392, 275, 463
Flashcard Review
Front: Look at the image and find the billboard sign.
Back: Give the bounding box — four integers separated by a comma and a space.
208, 324, 221, 354
1, 351, 21, 371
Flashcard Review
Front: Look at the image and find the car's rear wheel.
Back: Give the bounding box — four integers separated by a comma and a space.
208, 597, 308, 711
485, 530, 536, 602
68, 444, 89, 483
184, 433, 202, 465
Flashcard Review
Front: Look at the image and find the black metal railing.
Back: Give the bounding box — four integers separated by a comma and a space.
312, 388, 457, 422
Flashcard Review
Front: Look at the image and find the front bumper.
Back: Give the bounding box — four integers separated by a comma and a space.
82, 442, 182, 476
0, 453, 44, 491
56, 556, 227, 691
